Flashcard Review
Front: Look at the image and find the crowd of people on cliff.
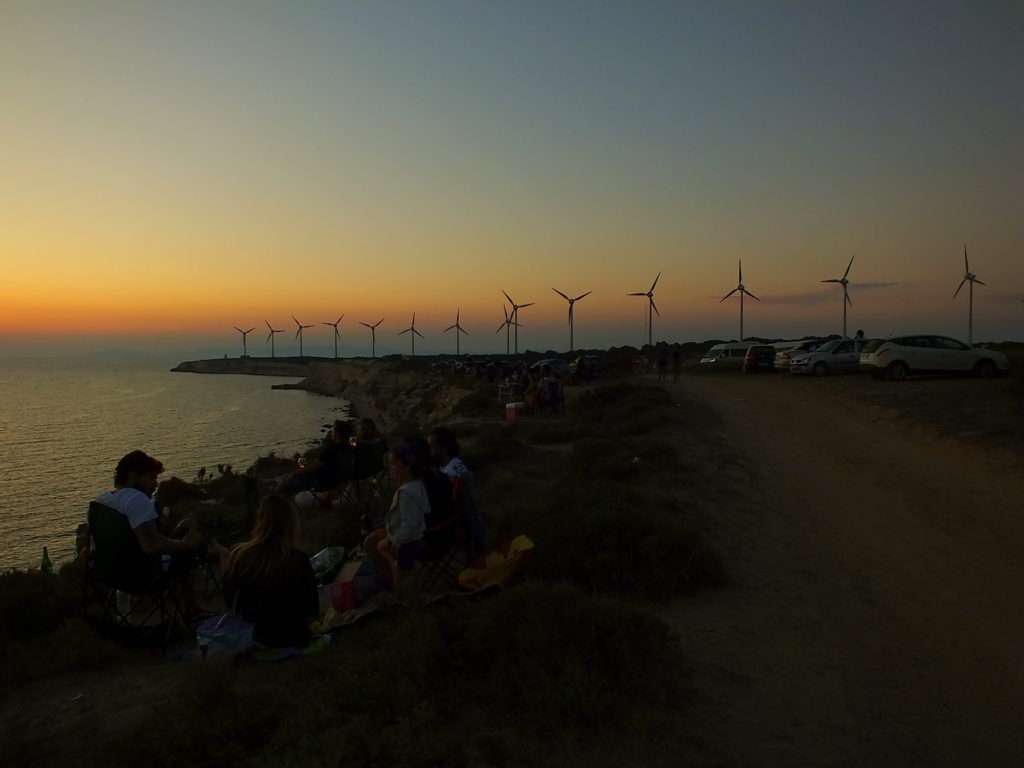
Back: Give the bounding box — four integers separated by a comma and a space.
87, 417, 481, 649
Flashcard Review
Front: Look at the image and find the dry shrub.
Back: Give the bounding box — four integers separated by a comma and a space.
94, 583, 693, 768
497, 479, 723, 599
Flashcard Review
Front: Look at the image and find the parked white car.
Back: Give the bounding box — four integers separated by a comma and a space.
860, 336, 1009, 380
700, 342, 751, 366
790, 339, 864, 376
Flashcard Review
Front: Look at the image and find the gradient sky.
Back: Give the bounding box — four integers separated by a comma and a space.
2, 1, 1022, 357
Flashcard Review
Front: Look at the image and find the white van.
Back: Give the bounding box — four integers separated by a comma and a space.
700, 342, 752, 366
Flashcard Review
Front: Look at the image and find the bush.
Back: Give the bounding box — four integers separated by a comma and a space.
89, 583, 694, 768
0, 569, 65, 647
497, 479, 725, 599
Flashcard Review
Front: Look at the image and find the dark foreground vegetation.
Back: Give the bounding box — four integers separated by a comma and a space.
1, 380, 739, 767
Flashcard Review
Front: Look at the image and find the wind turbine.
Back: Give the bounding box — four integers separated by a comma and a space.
954, 243, 985, 346
360, 318, 384, 358
720, 261, 759, 341
822, 255, 855, 337
322, 315, 344, 360
502, 291, 534, 354
292, 316, 314, 358
553, 289, 592, 352
265, 321, 284, 358
233, 326, 255, 358
495, 304, 518, 356
628, 272, 661, 347
444, 309, 470, 356
398, 313, 424, 356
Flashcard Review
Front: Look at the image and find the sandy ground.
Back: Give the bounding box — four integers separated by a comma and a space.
664, 372, 1024, 767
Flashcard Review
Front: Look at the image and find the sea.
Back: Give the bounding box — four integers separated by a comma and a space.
0, 358, 344, 571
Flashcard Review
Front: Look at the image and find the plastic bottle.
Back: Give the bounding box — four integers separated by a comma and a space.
40, 546, 54, 575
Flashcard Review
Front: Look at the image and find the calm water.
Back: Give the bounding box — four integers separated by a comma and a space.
0, 359, 343, 570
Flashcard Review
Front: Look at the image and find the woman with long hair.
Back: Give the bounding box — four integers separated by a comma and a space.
222, 494, 318, 648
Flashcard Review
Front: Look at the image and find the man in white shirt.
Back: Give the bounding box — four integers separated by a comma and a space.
95, 450, 196, 558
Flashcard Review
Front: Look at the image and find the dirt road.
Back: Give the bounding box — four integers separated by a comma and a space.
665, 373, 1024, 767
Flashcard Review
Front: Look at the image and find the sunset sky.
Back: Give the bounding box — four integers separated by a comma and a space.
2, 1, 1022, 357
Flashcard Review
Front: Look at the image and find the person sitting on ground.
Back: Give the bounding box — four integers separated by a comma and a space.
364, 439, 430, 587
356, 417, 385, 448
410, 435, 457, 558
95, 450, 199, 559
429, 426, 484, 558
220, 494, 319, 648
539, 365, 564, 412
314, 420, 355, 499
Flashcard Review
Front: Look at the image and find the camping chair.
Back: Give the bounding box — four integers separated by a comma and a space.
81, 502, 189, 652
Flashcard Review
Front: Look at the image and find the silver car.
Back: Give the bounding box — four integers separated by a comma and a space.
790, 339, 864, 376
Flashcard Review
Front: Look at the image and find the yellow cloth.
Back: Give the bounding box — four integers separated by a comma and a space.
458, 535, 534, 591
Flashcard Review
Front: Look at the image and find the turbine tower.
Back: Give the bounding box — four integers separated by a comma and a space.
553, 288, 592, 352
322, 315, 344, 360
292, 316, 314, 358
360, 318, 384, 358
720, 261, 759, 341
398, 313, 424, 356
444, 309, 470, 356
501, 291, 534, 354
233, 326, 255, 358
495, 304, 518, 356
628, 272, 661, 347
954, 244, 985, 346
822, 255, 855, 337
265, 321, 284, 358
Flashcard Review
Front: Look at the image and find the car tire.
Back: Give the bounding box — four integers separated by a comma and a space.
813, 362, 829, 377
887, 361, 909, 381
974, 359, 996, 379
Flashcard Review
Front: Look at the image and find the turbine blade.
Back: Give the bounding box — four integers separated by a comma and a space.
720, 288, 739, 302
843, 254, 855, 279
745, 289, 761, 302
445, 324, 456, 332
234, 326, 243, 334
266, 332, 273, 343
399, 328, 410, 335
845, 292, 853, 306
974, 278, 986, 286
360, 322, 371, 329
738, 260, 743, 283
650, 298, 660, 316
822, 279, 842, 284
575, 291, 592, 301
628, 292, 647, 296
374, 319, 384, 328
414, 329, 424, 338
292, 315, 300, 327
461, 327, 470, 335
266, 320, 273, 331
502, 290, 515, 306
964, 243, 969, 274
553, 288, 570, 301
954, 278, 967, 298
520, 302, 535, 309
650, 272, 661, 293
